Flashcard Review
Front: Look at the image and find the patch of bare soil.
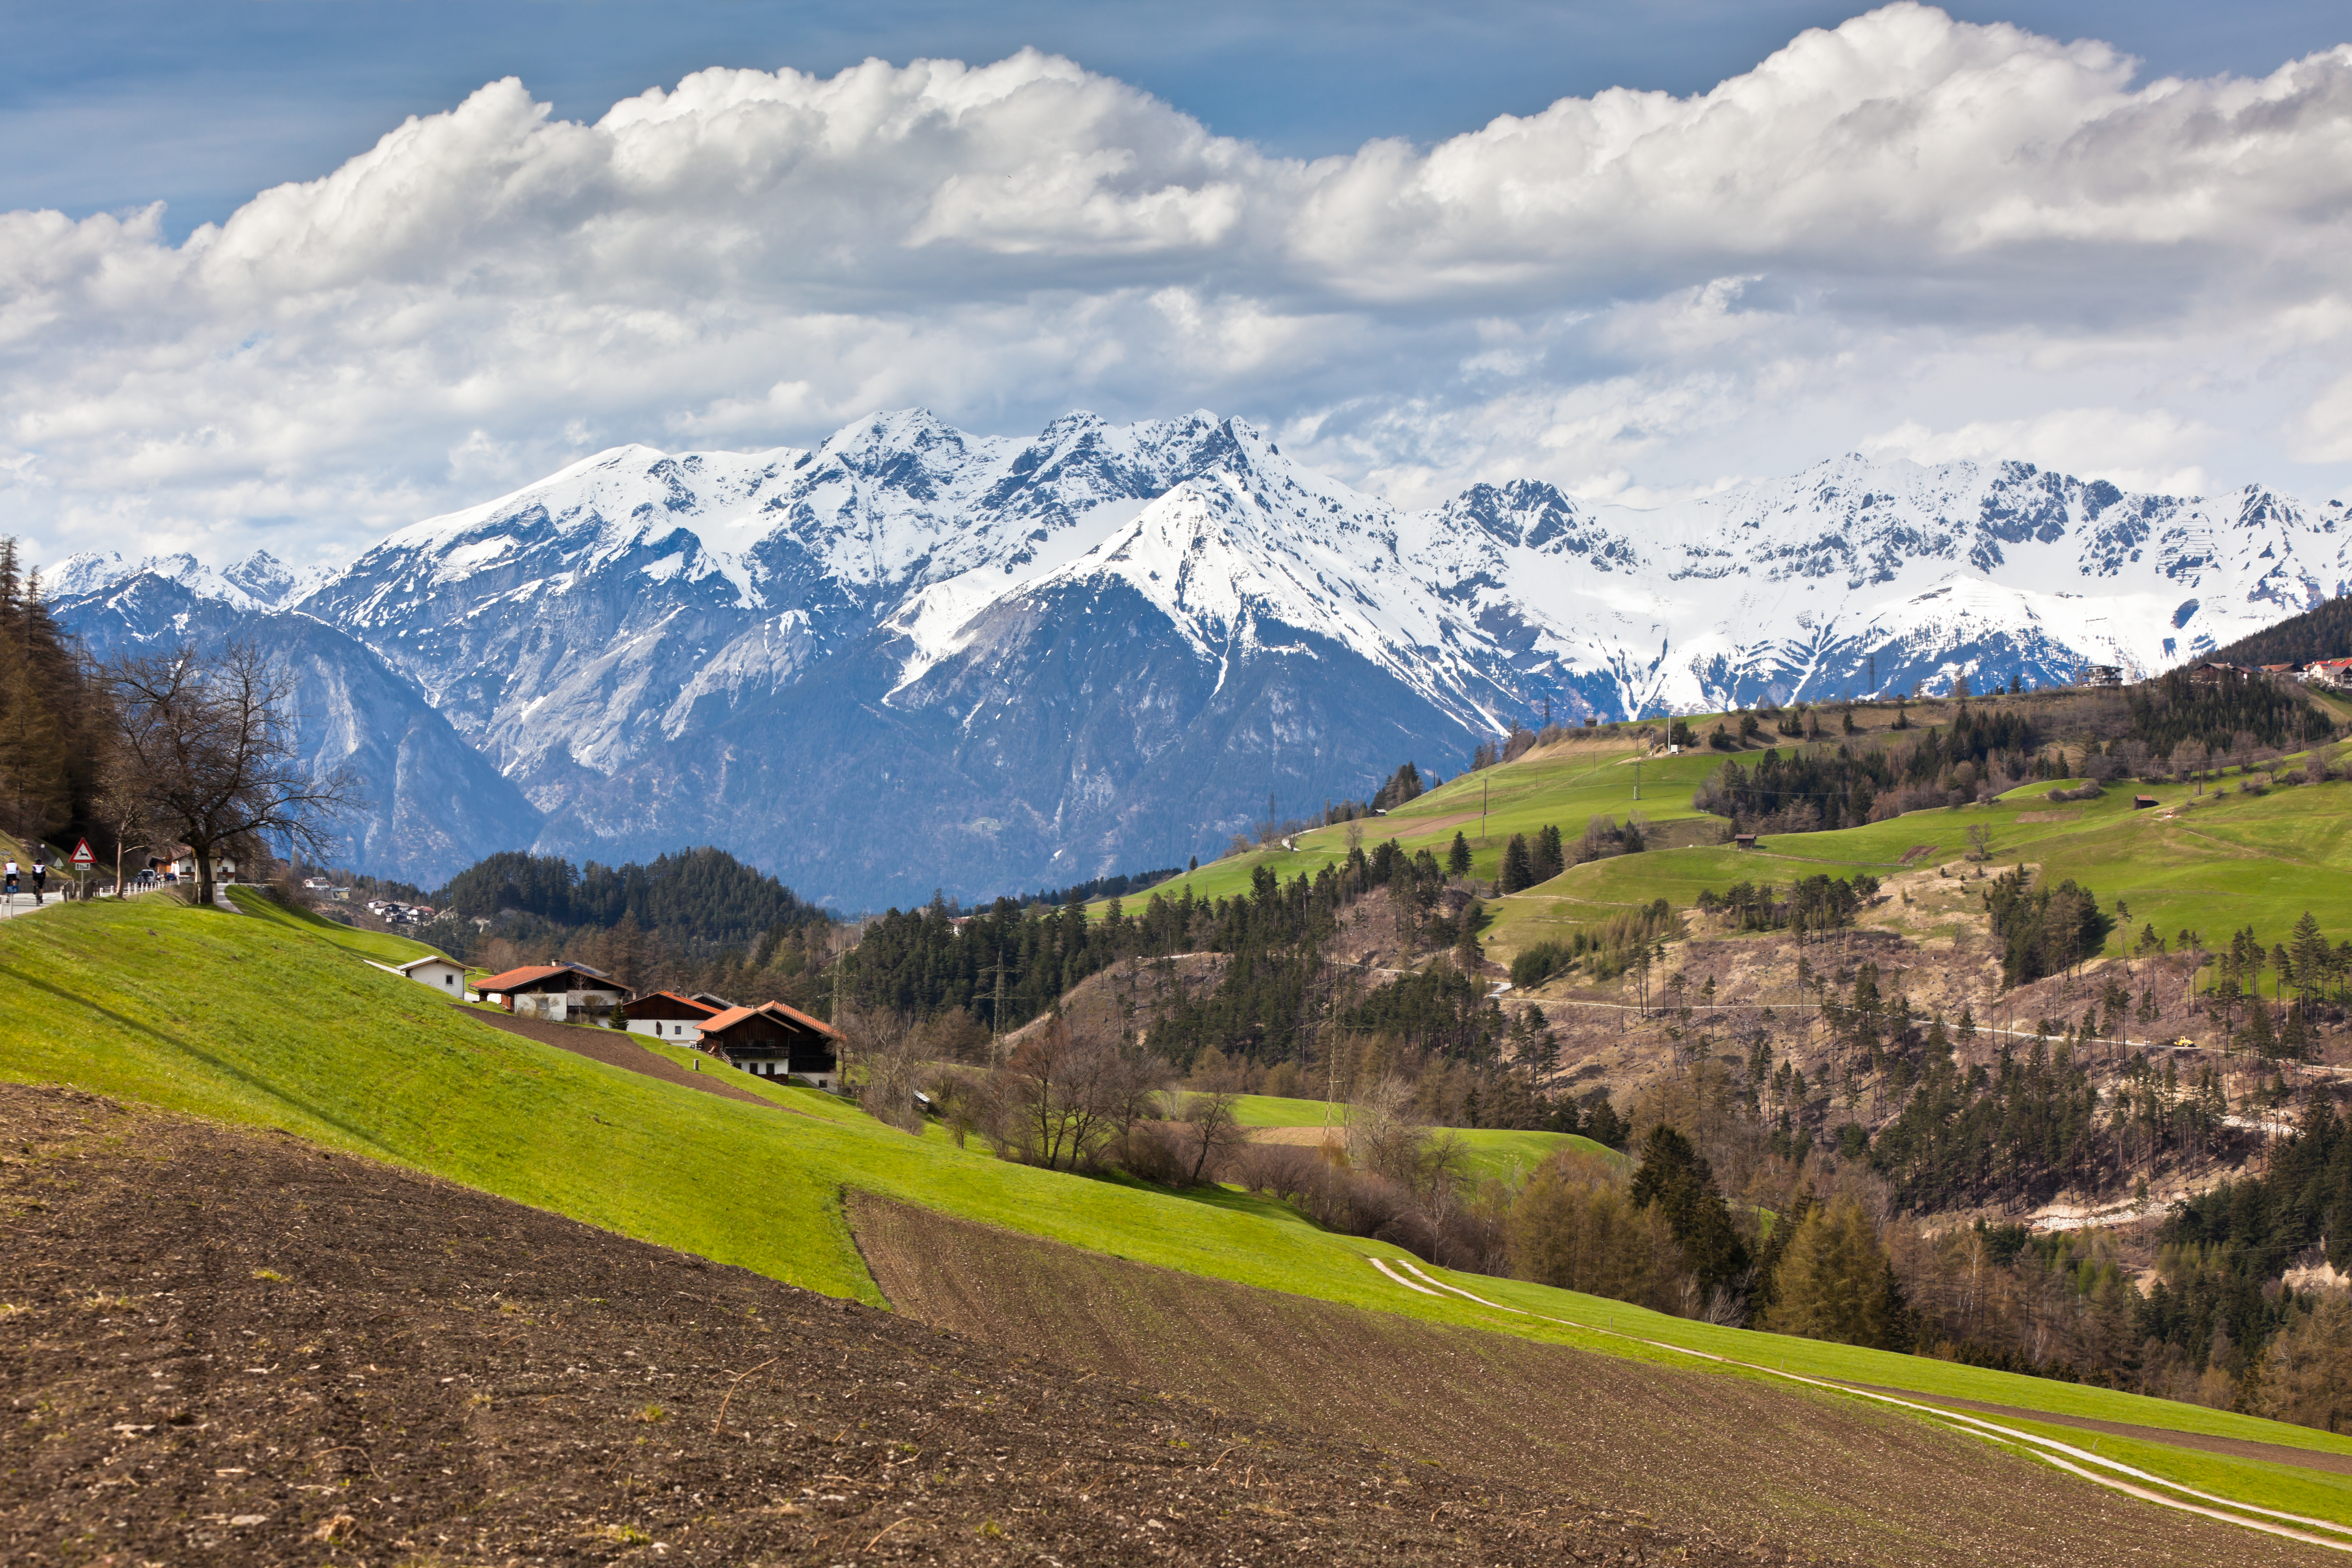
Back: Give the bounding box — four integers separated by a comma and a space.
0, 1084, 1755, 1567
1245, 1126, 1345, 1151
849, 1195, 2341, 1568
1002, 953, 1229, 1053
458, 1005, 776, 1109
1328, 884, 1420, 973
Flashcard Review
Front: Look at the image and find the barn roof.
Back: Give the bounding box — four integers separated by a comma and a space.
626, 990, 721, 1017
476, 963, 608, 993
697, 1000, 844, 1041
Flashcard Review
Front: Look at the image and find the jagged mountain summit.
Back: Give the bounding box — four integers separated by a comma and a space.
49, 411, 2350, 899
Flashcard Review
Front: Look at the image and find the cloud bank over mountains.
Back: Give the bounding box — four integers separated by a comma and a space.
5, 3, 2351, 571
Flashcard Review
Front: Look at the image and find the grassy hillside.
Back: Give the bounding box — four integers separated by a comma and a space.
1482, 748, 2352, 973
1102, 691, 2352, 989
7, 891, 2352, 1529
1097, 736, 1726, 912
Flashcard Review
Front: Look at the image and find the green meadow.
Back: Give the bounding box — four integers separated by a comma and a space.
1094, 737, 1726, 912
7, 889, 2351, 1527
1475, 743, 2352, 973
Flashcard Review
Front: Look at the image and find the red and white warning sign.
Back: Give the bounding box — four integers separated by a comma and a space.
70, 839, 96, 867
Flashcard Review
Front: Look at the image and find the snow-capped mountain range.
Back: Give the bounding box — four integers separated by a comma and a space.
49, 410, 2352, 899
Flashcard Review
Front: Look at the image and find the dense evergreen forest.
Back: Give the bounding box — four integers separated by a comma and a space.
1691, 705, 2042, 831
436, 846, 826, 952
2143, 1103, 2352, 1385
1014, 864, 1183, 910
847, 838, 1529, 1072
852, 844, 1433, 1034
2202, 592, 2352, 668
2125, 664, 2335, 757
0, 539, 107, 852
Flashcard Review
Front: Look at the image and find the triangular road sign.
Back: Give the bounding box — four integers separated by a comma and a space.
70, 839, 96, 867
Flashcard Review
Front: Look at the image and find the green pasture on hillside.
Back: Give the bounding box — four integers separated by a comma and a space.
1483, 744, 2352, 976
1096, 739, 1728, 912
6, 892, 2351, 1525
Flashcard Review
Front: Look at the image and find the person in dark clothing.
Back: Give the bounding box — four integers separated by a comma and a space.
30, 856, 47, 905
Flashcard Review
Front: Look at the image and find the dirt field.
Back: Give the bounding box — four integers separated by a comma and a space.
0, 1084, 1764, 1566
850, 1195, 2341, 1568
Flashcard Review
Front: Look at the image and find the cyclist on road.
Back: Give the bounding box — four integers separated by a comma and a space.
30, 855, 48, 905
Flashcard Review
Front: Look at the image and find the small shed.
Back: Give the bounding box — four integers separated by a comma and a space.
475, 962, 626, 1024
1734, 833, 1759, 849
698, 1001, 843, 1089
622, 990, 720, 1042
396, 955, 467, 995
2134, 795, 2159, 810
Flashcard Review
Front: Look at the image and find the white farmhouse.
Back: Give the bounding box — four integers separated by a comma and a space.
394, 955, 468, 996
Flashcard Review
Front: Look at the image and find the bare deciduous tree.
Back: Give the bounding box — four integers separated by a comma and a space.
1002, 1020, 1163, 1171
839, 1008, 926, 1134
1174, 1086, 1251, 1186
101, 642, 364, 909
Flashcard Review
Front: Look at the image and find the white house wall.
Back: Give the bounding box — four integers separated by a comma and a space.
627, 1018, 706, 1040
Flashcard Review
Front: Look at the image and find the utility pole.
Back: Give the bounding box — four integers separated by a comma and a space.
1633, 758, 1642, 801
1482, 779, 1489, 845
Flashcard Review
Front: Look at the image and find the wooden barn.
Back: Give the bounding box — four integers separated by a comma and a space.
475, 963, 626, 1024
697, 1001, 843, 1089
621, 990, 720, 1042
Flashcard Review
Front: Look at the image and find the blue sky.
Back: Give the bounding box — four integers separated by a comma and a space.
13, 1, 2348, 235
5, 3, 2351, 568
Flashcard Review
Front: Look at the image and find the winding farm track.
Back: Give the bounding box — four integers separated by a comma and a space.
1370, 1257, 2352, 1555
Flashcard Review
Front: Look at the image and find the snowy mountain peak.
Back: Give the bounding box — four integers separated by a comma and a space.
47, 407, 2352, 902
44, 548, 327, 612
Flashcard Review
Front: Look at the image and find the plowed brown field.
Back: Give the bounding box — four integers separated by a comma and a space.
850, 1194, 2339, 1568
0, 1084, 1764, 1565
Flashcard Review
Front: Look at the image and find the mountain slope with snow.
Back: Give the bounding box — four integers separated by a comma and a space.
49, 410, 2352, 901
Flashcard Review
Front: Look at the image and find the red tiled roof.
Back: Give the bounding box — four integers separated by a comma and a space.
757, 999, 844, 1040
695, 1000, 845, 1041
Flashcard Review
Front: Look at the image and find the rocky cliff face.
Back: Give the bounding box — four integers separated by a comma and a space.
52, 412, 2352, 902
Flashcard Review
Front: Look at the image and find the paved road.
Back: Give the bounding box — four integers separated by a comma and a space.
0, 880, 78, 919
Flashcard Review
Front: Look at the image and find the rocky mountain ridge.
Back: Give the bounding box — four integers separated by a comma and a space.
50, 410, 2351, 898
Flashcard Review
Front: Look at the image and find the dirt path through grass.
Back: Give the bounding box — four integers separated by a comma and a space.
1835, 1383, 2352, 1476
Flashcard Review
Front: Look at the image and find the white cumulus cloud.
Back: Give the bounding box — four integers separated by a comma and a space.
4, 4, 2351, 571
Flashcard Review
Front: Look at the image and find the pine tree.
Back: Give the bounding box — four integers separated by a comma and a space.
1535, 823, 1565, 881
1447, 831, 1472, 878
0, 543, 83, 845
1764, 1196, 1906, 1348
1498, 833, 1534, 893
2292, 912, 2328, 1006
